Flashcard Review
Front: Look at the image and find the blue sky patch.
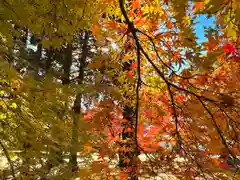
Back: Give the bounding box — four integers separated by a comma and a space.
194, 15, 215, 43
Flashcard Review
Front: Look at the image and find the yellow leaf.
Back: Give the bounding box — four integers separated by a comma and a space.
183, 16, 191, 26
0, 90, 4, 96
10, 103, 17, 109
0, 113, 7, 119
123, 54, 132, 61
226, 23, 237, 40
9, 152, 15, 160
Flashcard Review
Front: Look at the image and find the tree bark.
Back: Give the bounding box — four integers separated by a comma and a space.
119, 105, 139, 180
62, 44, 72, 85
70, 31, 89, 171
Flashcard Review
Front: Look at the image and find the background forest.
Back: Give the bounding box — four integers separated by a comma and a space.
0, 0, 240, 179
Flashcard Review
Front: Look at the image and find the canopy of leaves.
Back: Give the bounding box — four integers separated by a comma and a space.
0, 0, 240, 179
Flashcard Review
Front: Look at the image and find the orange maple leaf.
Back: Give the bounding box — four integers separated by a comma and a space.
120, 173, 128, 180
166, 19, 173, 29
83, 112, 92, 120
83, 144, 93, 154
132, 0, 140, 9
192, 2, 205, 11
134, 18, 145, 27
91, 24, 100, 36
106, 20, 118, 29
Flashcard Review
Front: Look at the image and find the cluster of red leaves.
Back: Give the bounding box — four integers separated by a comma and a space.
223, 43, 236, 53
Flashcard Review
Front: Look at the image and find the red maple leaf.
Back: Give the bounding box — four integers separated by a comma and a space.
127, 128, 133, 132
127, 71, 134, 78
131, 62, 137, 69
192, 5, 196, 11
175, 95, 185, 102
219, 162, 232, 169
223, 43, 236, 53
136, 9, 143, 16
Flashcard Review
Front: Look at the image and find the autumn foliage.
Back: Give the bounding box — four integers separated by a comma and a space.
0, 0, 240, 179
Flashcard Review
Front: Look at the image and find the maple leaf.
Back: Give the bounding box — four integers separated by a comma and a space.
136, 9, 143, 16
165, 41, 172, 47
129, 10, 135, 18
83, 144, 93, 154
223, 43, 236, 53
106, 20, 118, 29
192, 2, 205, 11
134, 18, 145, 27
219, 162, 232, 169
146, 126, 159, 136
123, 54, 132, 61
91, 23, 100, 36
175, 95, 185, 103
237, 39, 240, 45
132, 0, 140, 9
198, 75, 209, 83
127, 71, 135, 78
166, 19, 173, 29
10, 102, 17, 109
143, 109, 153, 116
131, 62, 137, 69
127, 127, 133, 132
83, 112, 92, 120
173, 50, 181, 60
202, 41, 217, 51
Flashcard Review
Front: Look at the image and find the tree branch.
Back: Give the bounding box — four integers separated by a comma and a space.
0, 140, 16, 180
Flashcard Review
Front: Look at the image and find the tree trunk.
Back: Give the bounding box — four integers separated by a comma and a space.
119, 105, 139, 180
70, 31, 89, 171
118, 53, 139, 180
62, 44, 72, 85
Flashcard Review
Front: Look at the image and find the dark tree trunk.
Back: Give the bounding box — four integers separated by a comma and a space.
119, 105, 139, 180
45, 46, 54, 73
62, 44, 72, 85
118, 58, 139, 180
70, 31, 89, 171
